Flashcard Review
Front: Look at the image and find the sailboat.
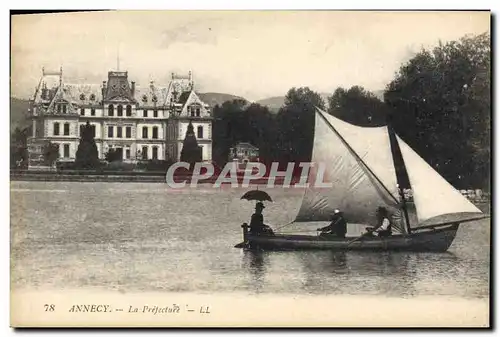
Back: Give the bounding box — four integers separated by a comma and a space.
235, 108, 488, 252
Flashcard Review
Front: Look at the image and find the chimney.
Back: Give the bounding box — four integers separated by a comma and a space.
41, 83, 47, 100
131, 81, 136, 96
102, 81, 107, 98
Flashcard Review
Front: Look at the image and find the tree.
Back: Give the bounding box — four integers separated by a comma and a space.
43, 142, 59, 168
276, 87, 325, 163
212, 99, 248, 166
384, 33, 490, 189
328, 86, 389, 126
105, 149, 122, 163
10, 127, 29, 169
212, 100, 278, 167
75, 121, 99, 169
180, 121, 202, 169
242, 103, 278, 167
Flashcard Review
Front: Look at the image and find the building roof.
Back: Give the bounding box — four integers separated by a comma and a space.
177, 91, 192, 106
62, 84, 102, 105
32, 70, 209, 111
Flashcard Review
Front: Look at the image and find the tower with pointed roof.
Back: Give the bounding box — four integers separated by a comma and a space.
165, 72, 213, 162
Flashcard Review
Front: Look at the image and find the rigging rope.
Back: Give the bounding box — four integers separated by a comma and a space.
273, 220, 296, 232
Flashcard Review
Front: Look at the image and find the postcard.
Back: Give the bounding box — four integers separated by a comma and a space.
10, 10, 491, 328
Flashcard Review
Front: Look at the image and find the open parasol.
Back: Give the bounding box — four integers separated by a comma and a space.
240, 190, 273, 202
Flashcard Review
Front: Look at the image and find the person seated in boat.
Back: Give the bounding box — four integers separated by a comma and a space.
249, 202, 274, 236
366, 206, 393, 237
317, 209, 347, 238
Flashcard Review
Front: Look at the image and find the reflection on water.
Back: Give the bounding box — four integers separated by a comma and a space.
11, 181, 490, 299
242, 250, 268, 292
241, 249, 468, 298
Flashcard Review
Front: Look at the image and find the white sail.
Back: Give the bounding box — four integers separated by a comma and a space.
294, 109, 404, 230
395, 135, 484, 226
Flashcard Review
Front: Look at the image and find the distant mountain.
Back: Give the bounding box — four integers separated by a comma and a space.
256, 93, 331, 113
255, 96, 285, 113
256, 90, 386, 113
198, 92, 248, 108
373, 90, 385, 100
10, 97, 30, 131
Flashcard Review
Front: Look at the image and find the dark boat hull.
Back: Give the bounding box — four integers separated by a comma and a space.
236, 224, 459, 252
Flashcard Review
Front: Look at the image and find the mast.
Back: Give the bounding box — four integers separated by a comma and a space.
316, 109, 399, 205
386, 115, 412, 234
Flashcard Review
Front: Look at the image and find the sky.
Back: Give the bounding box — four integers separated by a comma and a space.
11, 10, 490, 102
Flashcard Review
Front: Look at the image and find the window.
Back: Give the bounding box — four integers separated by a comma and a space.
117, 127, 122, 138
142, 146, 148, 160
63, 123, 70, 136
196, 108, 200, 117
142, 126, 148, 138
57, 105, 62, 114
143, 110, 148, 118
197, 126, 203, 139
125, 148, 131, 159
53, 122, 60, 136
190, 107, 195, 117
152, 147, 158, 160
126, 126, 131, 138
126, 105, 132, 117
108, 126, 114, 138
90, 94, 95, 101
63, 144, 70, 158
80, 108, 85, 116
117, 105, 123, 117
152, 126, 158, 139
152, 95, 158, 103
80, 94, 85, 100
62, 105, 67, 114
153, 110, 158, 118
91, 125, 96, 138
142, 95, 148, 103
108, 104, 114, 116
91, 108, 95, 116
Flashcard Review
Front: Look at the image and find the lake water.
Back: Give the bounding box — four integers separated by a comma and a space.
10, 181, 490, 299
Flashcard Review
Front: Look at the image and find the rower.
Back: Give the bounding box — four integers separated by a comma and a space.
317, 209, 347, 238
366, 206, 393, 237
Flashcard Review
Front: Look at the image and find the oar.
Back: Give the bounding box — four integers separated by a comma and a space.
346, 231, 373, 246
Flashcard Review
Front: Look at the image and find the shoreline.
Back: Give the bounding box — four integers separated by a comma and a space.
10, 170, 297, 185
10, 172, 492, 207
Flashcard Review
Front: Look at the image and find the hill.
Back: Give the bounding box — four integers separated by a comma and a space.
197, 93, 248, 108
10, 97, 30, 131
256, 90, 386, 113
373, 90, 385, 100
256, 93, 331, 113
254, 96, 285, 113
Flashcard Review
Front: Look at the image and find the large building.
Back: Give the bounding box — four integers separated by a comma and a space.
27, 68, 212, 167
